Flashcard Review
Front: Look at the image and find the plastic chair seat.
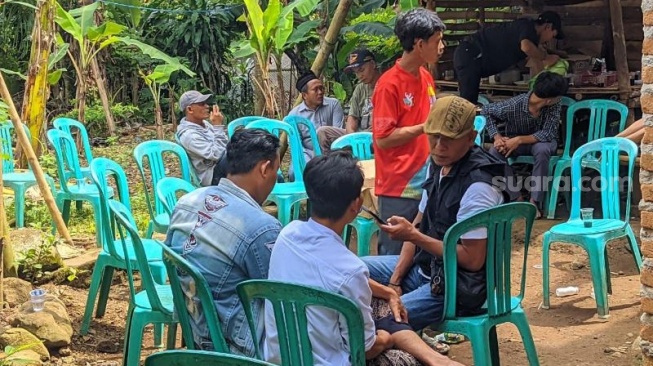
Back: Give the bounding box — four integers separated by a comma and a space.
62, 182, 105, 196
134, 285, 174, 312
547, 219, 626, 236
4, 171, 36, 183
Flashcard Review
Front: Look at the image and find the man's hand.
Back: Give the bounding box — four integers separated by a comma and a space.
380, 216, 418, 242
502, 136, 522, 157
388, 293, 409, 323
493, 134, 507, 150
209, 104, 224, 125
388, 283, 402, 296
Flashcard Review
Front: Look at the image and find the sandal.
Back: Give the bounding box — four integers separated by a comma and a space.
421, 333, 451, 355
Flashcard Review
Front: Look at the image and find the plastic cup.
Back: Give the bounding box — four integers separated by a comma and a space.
580, 208, 594, 228
29, 288, 47, 312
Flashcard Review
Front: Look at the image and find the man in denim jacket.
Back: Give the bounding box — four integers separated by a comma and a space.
165, 128, 282, 356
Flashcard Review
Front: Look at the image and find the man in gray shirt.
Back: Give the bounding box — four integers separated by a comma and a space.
176, 90, 228, 186
317, 49, 381, 154
288, 71, 344, 163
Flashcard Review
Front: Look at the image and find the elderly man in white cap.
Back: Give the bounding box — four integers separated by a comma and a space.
176, 90, 228, 186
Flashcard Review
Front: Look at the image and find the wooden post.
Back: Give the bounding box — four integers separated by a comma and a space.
0, 72, 73, 245
608, 0, 632, 113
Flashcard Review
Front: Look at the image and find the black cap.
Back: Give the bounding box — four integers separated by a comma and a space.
344, 49, 376, 72
296, 71, 318, 92
536, 11, 564, 39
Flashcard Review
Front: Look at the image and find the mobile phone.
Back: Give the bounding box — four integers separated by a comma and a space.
360, 205, 387, 225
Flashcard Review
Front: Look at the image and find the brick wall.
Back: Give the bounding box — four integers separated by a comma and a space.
644, 0, 653, 363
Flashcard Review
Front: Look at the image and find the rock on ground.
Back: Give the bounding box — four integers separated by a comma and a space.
0, 327, 50, 360
2, 277, 32, 308
11, 295, 73, 349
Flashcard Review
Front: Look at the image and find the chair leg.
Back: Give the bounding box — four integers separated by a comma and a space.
587, 244, 610, 318
124, 309, 146, 366
489, 325, 500, 366
95, 267, 115, 318
76, 200, 83, 212
514, 312, 540, 366
626, 225, 643, 272
90, 199, 104, 248
277, 199, 291, 227
14, 184, 27, 228
541, 232, 552, 309
80, 258, 109, 335
468, 325, 493, 366
154, 323, 164, 348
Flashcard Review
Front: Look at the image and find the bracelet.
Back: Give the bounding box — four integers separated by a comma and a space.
388, 282, 401, 287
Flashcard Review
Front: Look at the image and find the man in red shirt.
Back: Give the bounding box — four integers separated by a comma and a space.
373, 8, 445, 255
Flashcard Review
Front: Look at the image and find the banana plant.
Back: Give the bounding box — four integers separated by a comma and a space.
231, 0, 319, 117
140, 63, 195, 139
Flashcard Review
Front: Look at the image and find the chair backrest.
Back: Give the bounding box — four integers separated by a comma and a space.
157, 242, 230, 353
560, 96, 576, 108
109, 199, 170, 314
562, 99, 629, 159
52, 117, 94, 165
90, 157, 133, 256
246, 119, 305, 181
569, 137, 638, 222
46, 129, 86, 193
133, 140, 194, 223
441, 202, 536, 319
283, 115, 323, 158
330, 132, 373, 160
144, 350, 277, 366
473, 115, 486, 146
237, 279, 366, 365
0, 121, 32, 173
228, 116, 265, 138
156, 177, 196, 216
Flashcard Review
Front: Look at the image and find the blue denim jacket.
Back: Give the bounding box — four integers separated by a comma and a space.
165, 179, 281, 356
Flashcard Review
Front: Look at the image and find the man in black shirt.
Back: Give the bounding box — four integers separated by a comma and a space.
454, 11, 565, 103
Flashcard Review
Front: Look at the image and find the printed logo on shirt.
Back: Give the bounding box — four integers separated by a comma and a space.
427, 85, 437, 105
403, 93, 414, 108
195, 211, 212, 229
264, 241, 275, 252
204, 194, 227, 213
183, 233, 197, 255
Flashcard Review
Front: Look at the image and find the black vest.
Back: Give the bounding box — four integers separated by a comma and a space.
415, 146, 510, 313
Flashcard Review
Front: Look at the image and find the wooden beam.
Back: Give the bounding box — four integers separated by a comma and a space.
445, 21, 481, 31
439, 10, 522, 20
608, 0, 632, 102
0, 72, 73, 245
435, 0, 526, 6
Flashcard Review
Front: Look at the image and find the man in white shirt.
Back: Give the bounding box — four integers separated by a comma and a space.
266, 151, 463, 366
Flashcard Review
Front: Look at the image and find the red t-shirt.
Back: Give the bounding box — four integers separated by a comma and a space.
372, 61, 435, 199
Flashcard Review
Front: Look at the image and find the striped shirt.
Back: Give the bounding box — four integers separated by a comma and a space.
481, 92, 560, 142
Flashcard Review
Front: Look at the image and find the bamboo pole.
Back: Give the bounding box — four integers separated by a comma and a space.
608, 0, 632, 108
0, 72, 73, 244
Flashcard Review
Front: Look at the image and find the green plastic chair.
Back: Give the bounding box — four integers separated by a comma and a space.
331, 132, 376, 256
110, 199, 178, 366
237, 279, 366, 365
542, 137, 641, 319
156, 177, 196, 216
1, 122, 38, 228
144, 350, 277, 366
283, 115, 322, 168
52, 117, 94, 179
157, 242, 230, 352
477, 94, 491, 106
81, 157, 167, 335
506, 97, 576, 216
228, 116, 265, 138
246, 119, 307, 226
546, 99, 628, 219
46, 129, 108, 247
433, 202, 539, 366
473, 115, 486, 146
133, 140, 194, 238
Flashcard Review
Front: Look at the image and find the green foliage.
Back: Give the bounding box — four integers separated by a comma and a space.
58, 102, 143, 136
342, 8, 400, 68
0, 99, 9, 121
17, 232, 60, 283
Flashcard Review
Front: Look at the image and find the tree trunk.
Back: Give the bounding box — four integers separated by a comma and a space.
274, 54, 287, 115
17, 0, 57, 166
253, 62, 267, 116
169, 87, 177, 132
91, 58, 116, 135
154, 98, 164, 139
77, 72, 87, 124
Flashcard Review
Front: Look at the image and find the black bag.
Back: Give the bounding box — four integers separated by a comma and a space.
430, 257, 487, 316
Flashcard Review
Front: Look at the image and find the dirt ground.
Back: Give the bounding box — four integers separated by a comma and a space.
1, 217, 644, 366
